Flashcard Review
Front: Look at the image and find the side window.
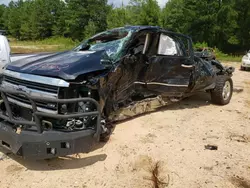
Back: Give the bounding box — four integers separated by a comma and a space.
158, 34, 178, 56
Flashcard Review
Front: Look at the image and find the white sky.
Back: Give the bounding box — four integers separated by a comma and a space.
1, 0, 169, 7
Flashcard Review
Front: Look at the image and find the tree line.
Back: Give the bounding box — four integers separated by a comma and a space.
0, 0, 249, 53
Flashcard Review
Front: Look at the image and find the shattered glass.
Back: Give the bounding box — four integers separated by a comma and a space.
75, 28, 133, 62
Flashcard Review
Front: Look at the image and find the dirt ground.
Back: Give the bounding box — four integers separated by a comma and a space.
0, 62, 250, 188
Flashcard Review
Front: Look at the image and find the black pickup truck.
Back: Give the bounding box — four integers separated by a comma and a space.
0, 26, 234, 159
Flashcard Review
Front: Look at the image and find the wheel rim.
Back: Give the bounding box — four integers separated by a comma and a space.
222, 81, 231, 100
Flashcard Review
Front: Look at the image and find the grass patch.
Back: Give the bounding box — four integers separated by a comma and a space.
215, 53, 242, 62
216, 56, 242, 62
194, 42, 242, 62
9, 37, 79, 54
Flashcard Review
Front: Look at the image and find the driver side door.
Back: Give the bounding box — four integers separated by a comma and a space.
145, 32, 195, 97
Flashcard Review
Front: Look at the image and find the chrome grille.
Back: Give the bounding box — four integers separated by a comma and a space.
7, 93, 57, 111
2, 75, 59, 113
4, 75, 58, 94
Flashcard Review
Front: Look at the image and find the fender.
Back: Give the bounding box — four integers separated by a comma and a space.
211, 60, 235, 75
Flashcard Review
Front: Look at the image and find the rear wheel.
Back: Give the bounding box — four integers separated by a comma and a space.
211, 75, 233, 105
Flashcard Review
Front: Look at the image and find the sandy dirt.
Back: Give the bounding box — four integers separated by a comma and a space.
0, 62, 250, 188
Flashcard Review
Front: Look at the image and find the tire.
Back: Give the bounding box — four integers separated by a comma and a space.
211, 75, 233, 105
100, 130, 111, 142
100, 122, 114, 142
241, 66, 245, 71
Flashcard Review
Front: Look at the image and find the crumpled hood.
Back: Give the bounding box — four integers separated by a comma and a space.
6, 50, 111, 80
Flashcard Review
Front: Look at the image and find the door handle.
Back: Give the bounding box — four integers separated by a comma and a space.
181, 64, 193, 68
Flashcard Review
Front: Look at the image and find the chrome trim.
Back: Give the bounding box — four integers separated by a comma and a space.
7, 97, 58, 114
3, 70, 70, 87
181, 64, 193, 68
134, 81, 146, 85
134, 81, 188, 87
2, 81, 57, 99
147, 82, 188, 87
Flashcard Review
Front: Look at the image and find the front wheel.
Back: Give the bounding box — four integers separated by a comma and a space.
241, 66, 246, 71
211, 75, 233, 105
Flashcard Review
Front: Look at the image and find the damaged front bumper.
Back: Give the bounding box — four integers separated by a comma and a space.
0, 87, 101, 159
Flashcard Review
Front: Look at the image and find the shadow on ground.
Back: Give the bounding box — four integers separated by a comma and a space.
6, 152, 107, 171
163, 93, 212, 111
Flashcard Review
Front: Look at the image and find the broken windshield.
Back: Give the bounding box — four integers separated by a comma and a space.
75, 28, 133, 61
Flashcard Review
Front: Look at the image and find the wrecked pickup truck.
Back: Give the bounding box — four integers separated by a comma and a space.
0, 26, 234, 159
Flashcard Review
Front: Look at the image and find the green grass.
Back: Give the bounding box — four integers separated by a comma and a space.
194, 42, 242, 62
216, 56, 241, 62
215, 51, 242, 62
9, 37, 79, 54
